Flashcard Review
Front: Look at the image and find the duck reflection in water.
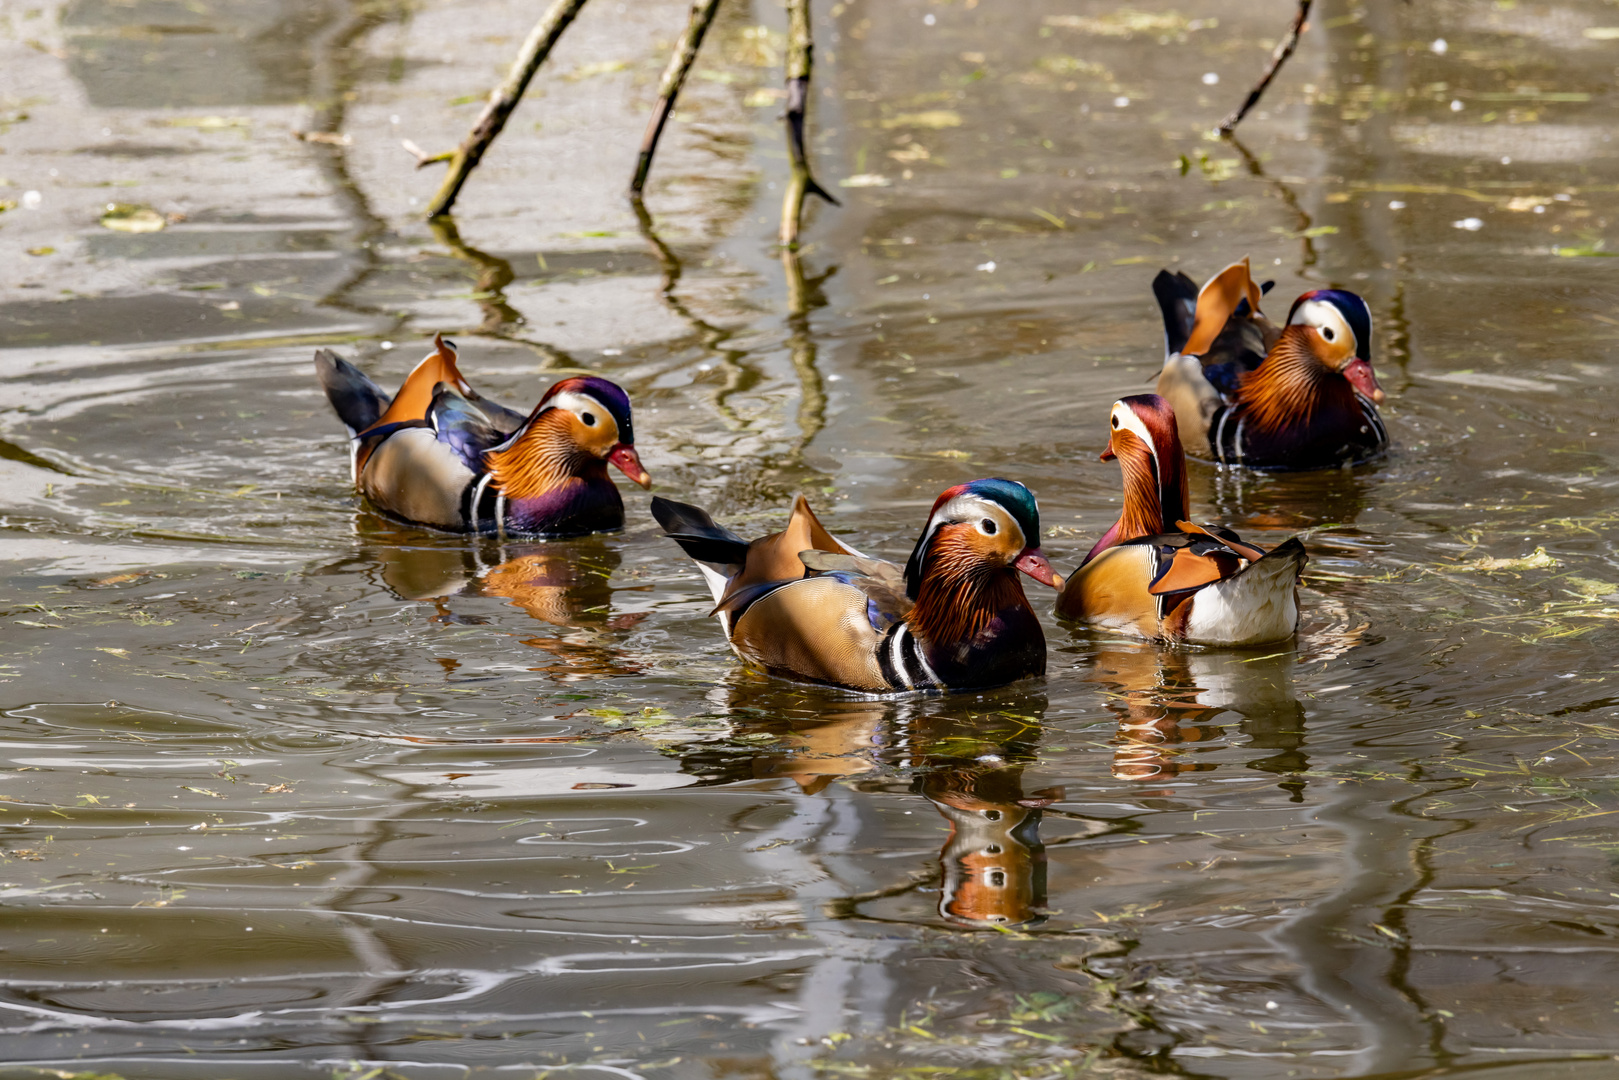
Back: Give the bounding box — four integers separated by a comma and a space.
923, 758, 1060, 928
358, 520, 648, 680
685, 688, 1060, 928
1085, 641, 1309, 798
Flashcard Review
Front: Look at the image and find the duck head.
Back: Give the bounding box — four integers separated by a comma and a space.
1284, 289, 1383, 404
484, 375, 651, 497
903, 478, 1058, 601
1087, 394, 1191, 561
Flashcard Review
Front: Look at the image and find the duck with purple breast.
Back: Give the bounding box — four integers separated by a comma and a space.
315, 334, 651, 538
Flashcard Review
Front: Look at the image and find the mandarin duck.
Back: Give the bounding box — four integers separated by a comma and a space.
1055, 394, 1306, 645
652, 479, 1059, 694
1154, 259, 1387, 470
315, 335, 651, 537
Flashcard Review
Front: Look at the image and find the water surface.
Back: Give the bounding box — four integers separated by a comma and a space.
4, 0, 1619, 1077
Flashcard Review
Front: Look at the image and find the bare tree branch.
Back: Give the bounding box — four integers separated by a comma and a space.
1218, 0, 1312, 136
779, 0, 838, 248
424, 0, 591, 219
631, 0, 723, 195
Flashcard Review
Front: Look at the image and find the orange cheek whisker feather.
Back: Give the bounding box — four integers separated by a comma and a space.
483, 411, 597, 499
906, 531, 1027, 647
1237, 329, 1346, 435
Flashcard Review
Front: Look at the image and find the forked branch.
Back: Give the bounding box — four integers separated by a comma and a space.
779, 0, 838, 248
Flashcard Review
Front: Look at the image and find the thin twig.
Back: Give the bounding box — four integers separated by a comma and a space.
779, 0, 838, 248
425, 0, 591, 218
1217, 0, 1312, 136
402, 138, 452, 168
631, 0, 723, 195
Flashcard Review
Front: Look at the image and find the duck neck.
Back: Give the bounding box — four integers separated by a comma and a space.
1240, 328, 1355, 434
1088, 446, 1186, 561
906, 534, 1032, 649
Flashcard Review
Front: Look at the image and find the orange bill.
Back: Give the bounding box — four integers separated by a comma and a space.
607, 444, 652, 489
1342, 357, 1385, 404
1014, 547, 1060, 588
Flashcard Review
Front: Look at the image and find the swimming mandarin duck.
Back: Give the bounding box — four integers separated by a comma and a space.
652, 479, 1059, 693
315, 335, 651, 537
1055, 395, 1306, 645
1153, 258, 1387, 470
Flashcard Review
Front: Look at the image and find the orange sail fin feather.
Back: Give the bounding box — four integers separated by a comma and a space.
368, 333, 473, 432
1179, 258, 1266, 360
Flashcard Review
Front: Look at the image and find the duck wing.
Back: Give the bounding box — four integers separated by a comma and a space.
1147, 520, 1280, 598
732, 494, 867, 589
428, 383, 509, 472
727, 574, 892, 693
366, 334, 474, 433
1174, 536, 1306, 646
1148, 523, 1305, 635
1147, 532, 1246, 599
1173, 520, 1267, 562
1187, 261, 1275, 379
798, 550, 911, 631
464, 389, 527, 436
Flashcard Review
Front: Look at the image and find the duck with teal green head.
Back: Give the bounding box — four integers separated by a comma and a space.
653, 479, 1059, 694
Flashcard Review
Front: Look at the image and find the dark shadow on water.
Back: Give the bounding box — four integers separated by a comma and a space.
62, 0, 339, 107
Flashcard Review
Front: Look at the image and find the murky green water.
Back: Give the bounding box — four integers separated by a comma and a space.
5, 0, 1619, 1077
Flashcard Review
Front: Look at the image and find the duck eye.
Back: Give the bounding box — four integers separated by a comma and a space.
1111, 415, 1120, 429
981, 518, 997, 535
1322, 326, 1336, 342
580, 411, 597, 426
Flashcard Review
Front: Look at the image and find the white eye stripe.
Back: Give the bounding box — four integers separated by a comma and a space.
924, 494, 1025, 552
486, 390, 617, 453
1111, 402, 1160, 471
545, 392, 617, 434
1289, 299, 1356, 353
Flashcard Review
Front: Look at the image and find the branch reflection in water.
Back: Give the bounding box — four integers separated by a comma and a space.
427, 215, 586, 370
781, 246, 836, 464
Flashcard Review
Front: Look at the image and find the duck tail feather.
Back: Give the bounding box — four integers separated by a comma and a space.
1238, 536, 1307, 585
651, 496, 751, 567
1153, 269, 1200, 358
316, 349, 391, 435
